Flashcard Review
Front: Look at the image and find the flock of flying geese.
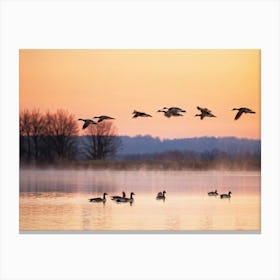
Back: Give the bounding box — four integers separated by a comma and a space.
88, 189, 232, 204
78, 106, 256, 129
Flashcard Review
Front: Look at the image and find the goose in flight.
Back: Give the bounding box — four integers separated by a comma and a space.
232, 107, 255, 120
93, 115, 115, 123
111, 191, 126, 200
116, 192, 135, 203
163, 107, 186, 114
89, 192, 108, 202
195, 106, 216, 120
157, 109, 183, 118
220, 191, 232, 199
208, 190, 218, 196
132, 110, 152, 118
78, 118, 97, 129
156, 190, 166, 199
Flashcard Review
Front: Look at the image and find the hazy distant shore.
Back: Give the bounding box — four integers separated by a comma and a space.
20, 159, 261, 171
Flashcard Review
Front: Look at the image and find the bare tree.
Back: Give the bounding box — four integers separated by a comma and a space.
82, 121, 121, 160
20, 109, 32, 161
46, 109, 79, 159
29, 109, 44, 160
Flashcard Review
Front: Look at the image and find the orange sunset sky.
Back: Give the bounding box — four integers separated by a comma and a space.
20, 49, 260, 139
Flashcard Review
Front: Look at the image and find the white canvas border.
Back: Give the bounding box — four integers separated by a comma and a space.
0, 0, 279, 280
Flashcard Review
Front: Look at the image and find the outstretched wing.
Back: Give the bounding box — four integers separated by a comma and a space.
197, 106, 211, 113
234, 110, 243, 120
83, 122, 89, 129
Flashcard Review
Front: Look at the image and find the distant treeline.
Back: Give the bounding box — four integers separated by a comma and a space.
118, 135, 261, 155
116, 149, 260, 170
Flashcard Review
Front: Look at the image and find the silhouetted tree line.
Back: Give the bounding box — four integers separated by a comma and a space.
20, 109, 121, 163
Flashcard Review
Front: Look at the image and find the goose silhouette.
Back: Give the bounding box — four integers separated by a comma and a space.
78, 118, 97, 129
111, 191, 126, 200
232, 107, 255, 120
220, 191, 232, 199
93, 115, 115, 123
89, 192, 108, 202
195, 106, 216, 120
116, 192, 135, 203
132, 110, 152, 118
156, 190, 166, 199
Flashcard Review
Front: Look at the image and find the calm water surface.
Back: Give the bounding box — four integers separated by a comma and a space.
20, 169, 260, 231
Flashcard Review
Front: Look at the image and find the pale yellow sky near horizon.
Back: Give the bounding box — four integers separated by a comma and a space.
20, 49, 260, 139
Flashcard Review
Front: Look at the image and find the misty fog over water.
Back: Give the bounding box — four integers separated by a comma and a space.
20, 169, 260, 231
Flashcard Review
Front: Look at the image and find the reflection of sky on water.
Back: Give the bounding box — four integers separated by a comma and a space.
20, 169, 260, 231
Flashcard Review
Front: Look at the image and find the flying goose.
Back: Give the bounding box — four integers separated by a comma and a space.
156, 190, 166, 199
111, 191, 126, 200
89, 192, 108, 202
157, 109, 184, 118
93, 115, 115, 123
116, 192, 135, 203
232, 107, 255, 120
195, 106, 216, 119
208, 190, 218, 196
78, 118, 97, 129
132, 110, 152, 118
220, 191, 232, 199
163, 107, 186, 113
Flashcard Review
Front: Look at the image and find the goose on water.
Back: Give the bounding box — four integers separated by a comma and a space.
220, 191, 232, 199
89, 192, 108, 202
208, 190, 218, 196
156, 190, 166, 199
78, 118, 97, 129
195, 106, 216, 120
111, 191, 126, 200
93, 115, 115, 123
132, 110, 152, 118
232, 107, 255, 120
116, 192, 135, 203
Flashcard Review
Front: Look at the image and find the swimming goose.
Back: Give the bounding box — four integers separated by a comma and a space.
232, 107, 255, 120
89, 192, 108, 202
116, 192, 135, 203
208, 190, 218, 196
195, 106, 216, 120
78, 118, 97, 129
111, 191, 126, 200
220, 191, 232, 199
157, 191, 163, 197
132, 110, 152, 118
93, 115, 115, 123
156, 190, 166, 199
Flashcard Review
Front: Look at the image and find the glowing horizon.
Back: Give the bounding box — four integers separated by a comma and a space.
20, 49, 261, 140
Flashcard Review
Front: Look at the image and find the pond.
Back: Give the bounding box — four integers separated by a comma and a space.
20, 169, 261, 231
